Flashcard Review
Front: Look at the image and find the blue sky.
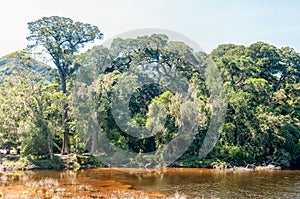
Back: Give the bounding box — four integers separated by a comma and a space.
1, 0, 300, 57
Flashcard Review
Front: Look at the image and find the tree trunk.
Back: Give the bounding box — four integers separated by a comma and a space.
90, 128, 98, 155
275, 71, 290, 92
90, 111, 99, 155
62, 102, 70, 154
59, 70, 70, 154
47, 131, 53, 160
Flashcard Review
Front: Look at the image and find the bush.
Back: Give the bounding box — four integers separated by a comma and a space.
29, 155, 64, 170
220, 145, 253, 166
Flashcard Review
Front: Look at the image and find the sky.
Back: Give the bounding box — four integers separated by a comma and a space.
1, 0, 300, 57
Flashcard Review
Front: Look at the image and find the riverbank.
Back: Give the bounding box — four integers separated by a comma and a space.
0, 154, 105, 172
0, 153, 295, 172
170, 158, 291, 171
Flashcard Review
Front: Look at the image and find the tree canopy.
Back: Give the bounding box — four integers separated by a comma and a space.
0, 19, 299, 169
73, 36, 299, 168
27, 16, 103, 154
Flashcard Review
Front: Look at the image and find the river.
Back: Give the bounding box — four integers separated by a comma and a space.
0, 168, 299, 198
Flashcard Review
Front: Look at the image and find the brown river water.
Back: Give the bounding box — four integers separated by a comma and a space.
0, 168, 299, 198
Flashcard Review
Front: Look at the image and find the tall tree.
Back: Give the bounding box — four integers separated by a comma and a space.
27, 16, 103, 154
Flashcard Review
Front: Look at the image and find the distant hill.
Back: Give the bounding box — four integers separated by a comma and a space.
0, 51, 56, 83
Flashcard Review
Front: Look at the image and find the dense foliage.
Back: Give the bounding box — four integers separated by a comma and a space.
209, 43, 300, 168
0, 17, 299, 169
73, 37, 300, 168
27, 16, 103, 154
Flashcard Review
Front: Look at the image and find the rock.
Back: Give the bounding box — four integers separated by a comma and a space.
232, 166, 254, 172
0, 164, 16, 172
256, 164, 282, 170
246, 164, 256, 170
53, 188, 67, 193
5, 154, 19, 161
0, 175, 8, 182
90, 193, 105, 198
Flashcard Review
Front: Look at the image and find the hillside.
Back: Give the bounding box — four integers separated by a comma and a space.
0, 51, 56, 83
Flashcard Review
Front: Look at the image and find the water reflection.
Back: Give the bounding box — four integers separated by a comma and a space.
0, 168, 299, 198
